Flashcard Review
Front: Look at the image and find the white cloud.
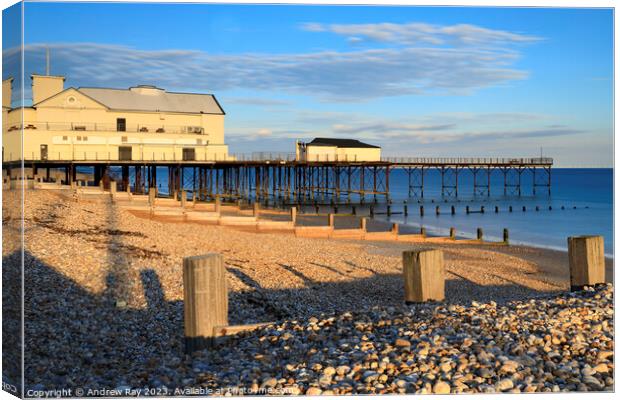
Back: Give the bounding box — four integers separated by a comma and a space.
9, 33, 533, 102
301, 22, 541, 47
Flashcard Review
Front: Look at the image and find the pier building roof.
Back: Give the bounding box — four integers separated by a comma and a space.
307, 138, 380, 148
76, 86, 225, 115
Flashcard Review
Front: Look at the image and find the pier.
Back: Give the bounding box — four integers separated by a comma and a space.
5, 155, 553, 204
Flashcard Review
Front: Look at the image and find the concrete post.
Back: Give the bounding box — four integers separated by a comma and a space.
403, 249, 445, 303
110, 181, 117, 194
181, 190, 187, 208
290, 206, 297, 224
328, 213, 335, 227
183, 253, 228, 353
568, 235, 605, 291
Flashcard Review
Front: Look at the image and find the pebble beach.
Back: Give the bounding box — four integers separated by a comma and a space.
2, 189, 614, 394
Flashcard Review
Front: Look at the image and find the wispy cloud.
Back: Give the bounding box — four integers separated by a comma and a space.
224, 97, 291, 106
9, 28, 535, 101
301, 22, 541, 47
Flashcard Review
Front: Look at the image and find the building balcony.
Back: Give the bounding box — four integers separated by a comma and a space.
5, 121, 208, 135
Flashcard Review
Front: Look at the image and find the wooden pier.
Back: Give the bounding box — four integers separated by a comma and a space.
4, 155, 553, 204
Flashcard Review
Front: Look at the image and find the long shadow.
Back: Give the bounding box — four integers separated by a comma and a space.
16, 221, 564, 395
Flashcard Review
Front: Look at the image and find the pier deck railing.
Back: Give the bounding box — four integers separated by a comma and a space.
380, 157, 554, 165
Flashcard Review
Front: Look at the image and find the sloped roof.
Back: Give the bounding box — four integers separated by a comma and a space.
77, 86, 225, 115
307, 138, 380, 149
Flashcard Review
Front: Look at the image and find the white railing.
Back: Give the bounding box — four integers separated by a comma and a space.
381, 157, 554, 165
8, 121, 208, 135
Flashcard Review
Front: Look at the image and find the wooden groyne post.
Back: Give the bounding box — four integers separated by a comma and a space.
328, 213, 335, 227
449, 227, 456, 240
403, 249, 445, 303
391, 223, 399, 235
290, 206, 297, 224
503, 228, 509, 244
477, 228, 483, 241
215, 195, 222, 213
183, 253, 228, 353
568, 235, 605, 291
149, 187, 156, 206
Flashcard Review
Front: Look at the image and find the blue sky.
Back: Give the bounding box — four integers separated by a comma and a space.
3, 2, 614, 166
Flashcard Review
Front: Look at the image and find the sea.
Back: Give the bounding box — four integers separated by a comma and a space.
376, 168, 613, 256
99, 166, 613, 256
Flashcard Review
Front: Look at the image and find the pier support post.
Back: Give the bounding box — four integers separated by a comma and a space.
568, 236, 605, 291
403, 249, 445, 303
420, 227, 426, 238
181, 190, 187, 208
109, 181, 117, 200
449, 227, 456, 240
503, 228, 509, 244
420, 205, 424, 217
403, 201, 408, 216
391, 223, 399, 235
360, 217, 367, 232
183, 253, 228, 353
253, 201, 260, 217
328, 213, 335, 227
477, 228, 483, 241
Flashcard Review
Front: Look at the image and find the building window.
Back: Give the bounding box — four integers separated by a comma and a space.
83, 136, 88, 141
119, 146, 132, 161
122, 136, 128, 143
117, 118, 126, 132
62, 136, 68, 141
182, 148, 196, 161
76, 136, 82, 141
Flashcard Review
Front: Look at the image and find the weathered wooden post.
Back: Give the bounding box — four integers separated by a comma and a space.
370, 205, 375, 217
509, 206, 513, 212
314, 204, 319, 214
328, 213, 335, 227
173, 190, 178, 202
403, 249, 445, 303
352, 205, 357, 215
568, 236, 605, 291
403, 201, 408, 216
126, 183, 131, 194
290, 206, 297, 225
451, 205, 455, 215
391, 223, 399, 235
109, 181, 117, 202
522, 206, 526, 212
387, 203, 392, 217
477, 228, 483, 241
480, 206, 485, 214
149, 187, 156, 206
253, 201, 260, 217
420, 205, 424, 217
495, 206, 499, 213
181, 190, 187, 208
435, 206, 440, 215
535, 206, 540, 211
215, 195, 222, 213
503, 228, 509, 244
466, 206, 470, 214
420, 226, 426, 238
449, 227, 456, 240
183, 253, 228, 353
360, 217, 367, 232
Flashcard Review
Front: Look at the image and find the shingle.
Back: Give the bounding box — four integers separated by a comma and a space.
77, 86, 225, 115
